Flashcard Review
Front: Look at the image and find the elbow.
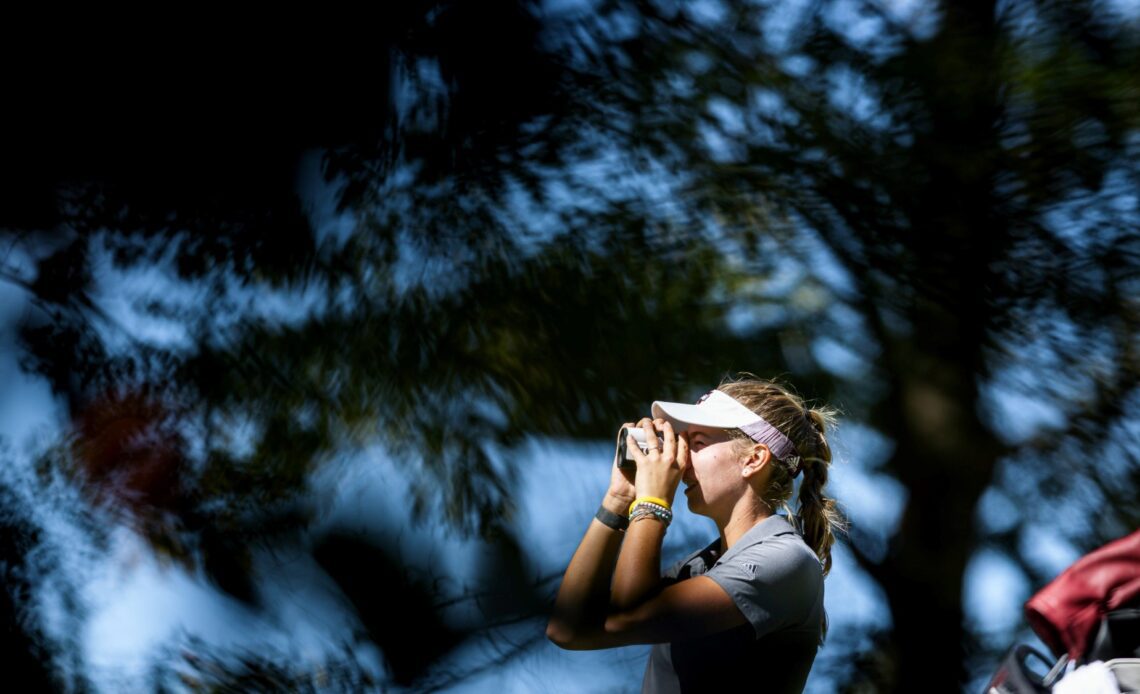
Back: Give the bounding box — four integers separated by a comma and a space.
547, 619, 607, 651
546, 615, 627, 651
545, 620, 577, 650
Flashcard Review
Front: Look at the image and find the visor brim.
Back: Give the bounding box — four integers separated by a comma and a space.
651, 399, 752, 430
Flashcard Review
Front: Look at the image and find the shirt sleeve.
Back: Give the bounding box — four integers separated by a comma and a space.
703, 538, 822, 640
663, 558, 685, 580
661, 542, 712, 581
660, 554, 691, 586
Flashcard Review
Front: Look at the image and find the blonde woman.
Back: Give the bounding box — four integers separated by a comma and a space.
546, 375, 845, 693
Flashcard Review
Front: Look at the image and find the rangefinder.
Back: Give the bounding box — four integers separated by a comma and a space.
613, 426, 666, 470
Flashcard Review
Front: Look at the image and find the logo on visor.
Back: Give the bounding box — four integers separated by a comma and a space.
696, 390, 715, 405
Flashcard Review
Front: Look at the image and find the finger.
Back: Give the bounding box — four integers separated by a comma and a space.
676, 432, 690, 472
661, 421, 675, 462
620, 422, 635, 442
626, 433, 647, 464
641, 419, 659, 453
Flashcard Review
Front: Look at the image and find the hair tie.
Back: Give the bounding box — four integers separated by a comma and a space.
803, 407, 816, 428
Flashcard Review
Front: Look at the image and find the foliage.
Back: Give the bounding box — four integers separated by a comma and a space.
1, 0, 1137, 690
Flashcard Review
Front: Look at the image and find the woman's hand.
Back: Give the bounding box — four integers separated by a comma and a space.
626, 417, 688, 507
604, 422, 640, 513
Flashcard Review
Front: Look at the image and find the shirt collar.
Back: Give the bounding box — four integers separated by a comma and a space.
711, 514, 800, 566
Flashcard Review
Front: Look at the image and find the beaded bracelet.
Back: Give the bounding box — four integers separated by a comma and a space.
629, 501, 673, 528
629, 506, 672, 528
630, 506, 672, 522
631, 502, 672, 519
628, 496, 672, 515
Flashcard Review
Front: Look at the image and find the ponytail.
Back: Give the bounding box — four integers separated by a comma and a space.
795, 408, 845, 579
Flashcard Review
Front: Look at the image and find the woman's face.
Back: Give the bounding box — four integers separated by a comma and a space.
680, 424, 750, 513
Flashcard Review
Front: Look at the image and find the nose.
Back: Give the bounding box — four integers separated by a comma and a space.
678, 433, 694, 481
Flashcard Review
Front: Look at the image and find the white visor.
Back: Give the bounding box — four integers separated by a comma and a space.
651, 389, 800, 465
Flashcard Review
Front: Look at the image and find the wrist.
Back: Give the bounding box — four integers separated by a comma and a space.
634, 486, 675, 507
603, 492, 634, 515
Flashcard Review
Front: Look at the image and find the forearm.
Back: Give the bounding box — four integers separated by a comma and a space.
546, 494, 629, 644
611, 514, 666, 612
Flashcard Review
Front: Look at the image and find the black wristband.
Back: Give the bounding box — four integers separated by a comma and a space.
595, 505, 629, 532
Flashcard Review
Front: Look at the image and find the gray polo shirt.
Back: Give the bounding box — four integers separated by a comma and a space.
640, 514, 824, 693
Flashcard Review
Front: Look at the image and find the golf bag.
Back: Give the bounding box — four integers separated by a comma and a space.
984, 528, 1140, 693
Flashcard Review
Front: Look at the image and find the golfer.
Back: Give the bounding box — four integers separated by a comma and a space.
546, 375, 844, 693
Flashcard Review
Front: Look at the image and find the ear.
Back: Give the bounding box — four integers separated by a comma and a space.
741, 443, 769, 478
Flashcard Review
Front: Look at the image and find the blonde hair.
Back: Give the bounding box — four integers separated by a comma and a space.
716, 373, 847, 645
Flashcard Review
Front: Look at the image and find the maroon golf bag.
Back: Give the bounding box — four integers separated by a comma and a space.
984, 528, 1140, 693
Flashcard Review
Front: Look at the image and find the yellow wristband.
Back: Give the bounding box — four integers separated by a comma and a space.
629, 496, 671, 515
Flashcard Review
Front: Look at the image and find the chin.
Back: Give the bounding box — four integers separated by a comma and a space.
684, 490, 704, 513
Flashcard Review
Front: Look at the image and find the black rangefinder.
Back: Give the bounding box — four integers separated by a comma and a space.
613, 426, 666, 470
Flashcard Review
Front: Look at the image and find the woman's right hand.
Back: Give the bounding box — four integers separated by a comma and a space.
604, 422, 639, 513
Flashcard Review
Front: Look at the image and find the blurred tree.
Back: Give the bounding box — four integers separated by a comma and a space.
0, 482, 70, 691
2, 2, 815, 687
1, 0, 1137, 691
0, 437, 94, 691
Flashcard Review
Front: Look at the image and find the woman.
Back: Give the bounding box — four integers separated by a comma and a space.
546, 375, 845, 693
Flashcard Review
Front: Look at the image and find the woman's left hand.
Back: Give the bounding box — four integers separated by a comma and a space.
626, 417, 687, 506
